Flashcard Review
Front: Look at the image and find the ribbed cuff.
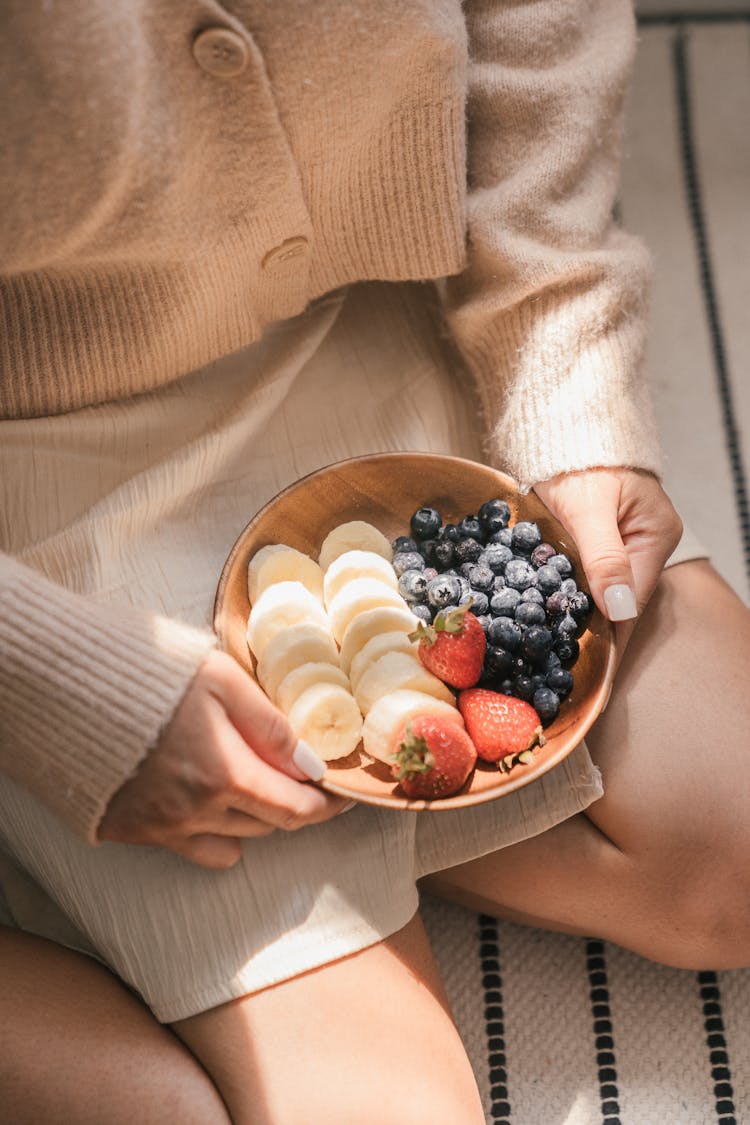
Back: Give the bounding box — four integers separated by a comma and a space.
0, 555, 216, 843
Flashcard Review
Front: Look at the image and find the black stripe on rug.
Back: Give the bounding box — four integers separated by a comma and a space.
672, 23, 750, 585
639, 11, 750, 26
698, 971, 738, 1125
479, 914, 511, 1124
586, 939, 622, 1125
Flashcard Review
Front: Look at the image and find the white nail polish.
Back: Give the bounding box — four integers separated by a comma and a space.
292, 739, 327, 781
603, 584, 637, 622
339, 800, 357, 814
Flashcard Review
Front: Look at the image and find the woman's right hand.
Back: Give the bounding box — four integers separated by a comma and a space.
97, 650, 350, 869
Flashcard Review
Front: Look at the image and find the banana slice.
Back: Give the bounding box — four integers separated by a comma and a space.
318, 520, 393, 572
287, 683, 364, 762
362, 689, 465, 763
349, 630, 419, 693
323, 550, 398, 607
339, 605, 420, 675
255, 623, 339, 701
248, 544, 324, 605
247, 581, 331, 662
276, 662, 351, 715
354, 650, 455, 715
327, 577, 407, 645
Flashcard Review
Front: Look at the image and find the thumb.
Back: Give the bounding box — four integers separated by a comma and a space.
567, 508, 639, 624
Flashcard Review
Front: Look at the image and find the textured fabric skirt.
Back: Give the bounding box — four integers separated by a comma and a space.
0, 280, 645, 1021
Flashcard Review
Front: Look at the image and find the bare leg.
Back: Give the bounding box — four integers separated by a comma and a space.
0, 926, 230, 1124
173, 912, 485, 1125
422, 560, 750, 970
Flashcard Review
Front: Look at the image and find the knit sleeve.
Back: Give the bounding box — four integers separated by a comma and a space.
442, 0, 662, 492
0, 552, 216, 844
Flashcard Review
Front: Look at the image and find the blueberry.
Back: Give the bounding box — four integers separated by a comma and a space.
479, 545, 513, 574
511, 521, 542, 555
530, 673, 547, 693
439, 523, 461, 543
567, 590, 592, 621
514, 601, 547, 627
417, 538, 439, 565
555, 637, 580, 666
513, 675, 534, 702
490, 587, 522, 616
511, 655, 532, 678
533, 686, 560, 725
475, 613, 492, 634
468, 591, 489, 616
487, 615, 522, 652
499, 678, 515, 696
531, 542, 556, 568
458, 562, 475, 579
433, 540, 455, 569
453, 537, 483, 564
410, 507, 442, 541
398, 569, 428, 603
542, 650, 562, 673
504, 558, 537, 591
456, 577, 474, 606
426, 574, 462, 609
548, 553, 574, 578
535, 564, 563, 595
545, 590, 570, 617
457, 515, 485, 542
392, 550, 425, 577
521, 625, 553, 664
478, 498, 511, 530
546, 667, 574, 697
485, 645, 514, 677
520, 587, 544, 605
422, 567, 438, 583
560, 578, 578, 596
392, 535, 418, 554
492, 574, 507, 591
489, 527, 513, 548
467, 564, 494, 593
410, 603, 433, 624
554, 612, 580, 639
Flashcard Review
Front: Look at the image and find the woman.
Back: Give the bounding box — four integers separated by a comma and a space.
2, 1, 749, 1121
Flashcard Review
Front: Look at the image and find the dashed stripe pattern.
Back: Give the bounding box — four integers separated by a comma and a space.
586, 940, 622, 1125
672, 22, 750, 585
479, 914, 511, 1124
698, 971, 738, 1125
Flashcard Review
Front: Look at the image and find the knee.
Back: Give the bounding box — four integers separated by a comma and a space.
646, 861, 750, 972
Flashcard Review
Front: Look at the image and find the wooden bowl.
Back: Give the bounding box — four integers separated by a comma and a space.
214, 452, 616, 811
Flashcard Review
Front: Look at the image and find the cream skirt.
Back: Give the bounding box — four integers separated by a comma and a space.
0, 282, 701, 1022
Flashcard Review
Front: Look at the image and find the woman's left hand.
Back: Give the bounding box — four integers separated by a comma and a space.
533, 467, 683, 649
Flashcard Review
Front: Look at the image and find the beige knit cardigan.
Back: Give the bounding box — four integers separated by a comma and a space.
0, 0, 661, 841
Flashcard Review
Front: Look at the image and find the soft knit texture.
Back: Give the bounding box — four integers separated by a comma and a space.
0, 0, 662, 841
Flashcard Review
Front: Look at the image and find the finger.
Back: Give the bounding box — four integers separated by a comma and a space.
169, 834, 245, 870
213, 656, 328, 783
564, 504, 638, 624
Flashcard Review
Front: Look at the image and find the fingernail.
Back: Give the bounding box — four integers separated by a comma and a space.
339, 800, 357, 814
292, 739, 327, 781
603, 584, 638, 621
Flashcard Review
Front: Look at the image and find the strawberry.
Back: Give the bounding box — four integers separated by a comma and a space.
458, 688, 544, 765
390, 714, 477, 799
409, 604, 486, 689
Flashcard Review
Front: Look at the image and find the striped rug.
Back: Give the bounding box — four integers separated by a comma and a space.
423, 10, 750, 1123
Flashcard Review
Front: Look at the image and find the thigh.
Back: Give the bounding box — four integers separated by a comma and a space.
172, 911, 485, 1125
423, 561, 750, 968
0, 926, 229, 1125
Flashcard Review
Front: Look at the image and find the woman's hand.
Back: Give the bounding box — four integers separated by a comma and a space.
98, 650, 350, 869
533, 467, 683, 647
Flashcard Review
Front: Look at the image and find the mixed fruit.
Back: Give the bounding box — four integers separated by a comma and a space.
244, 498, 592, 800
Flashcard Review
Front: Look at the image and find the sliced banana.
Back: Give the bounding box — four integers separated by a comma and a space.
246, 581, 331, 662
349, 630, 419, 693
327, 577, 407, 645
318, 520, 393, 572
323, 550, 398, 607
339, 605, 420, 675
255, 623, 339, 702
362, 689, 465, 763
287, 683, 364, 762
354, 650, 455, 715
248, 544, 324, 605
276, 662, 351, 715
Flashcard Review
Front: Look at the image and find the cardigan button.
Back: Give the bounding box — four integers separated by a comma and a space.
262, 237, 310, 272
192, 28, 249, 78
